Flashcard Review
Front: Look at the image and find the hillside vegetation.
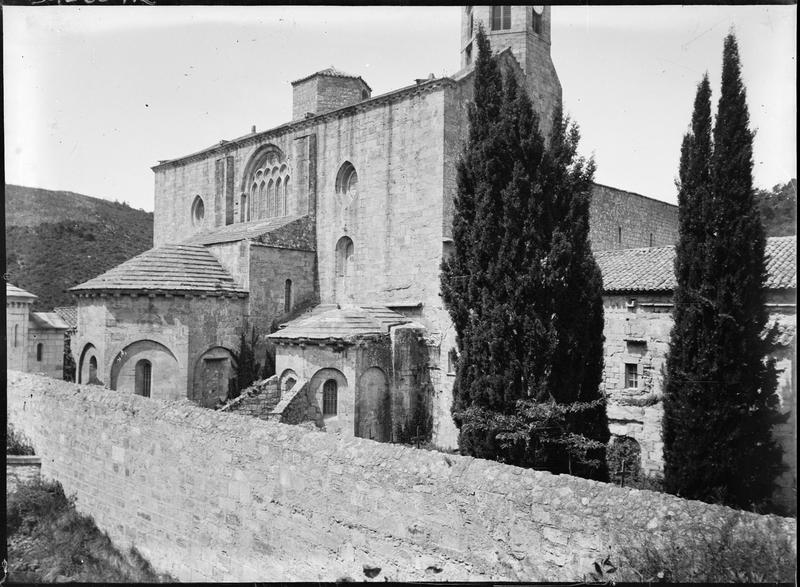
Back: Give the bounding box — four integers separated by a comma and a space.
5, 184, 154, 310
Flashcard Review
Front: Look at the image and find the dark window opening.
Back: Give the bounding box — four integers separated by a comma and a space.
135, 359, 152, 398
284, 279, 293, 314
469, 11, 474, 36
649, 233, 654, 247
492, 6, 511, 30
36, 343, 43, 362
89, 356, 98, 382
14, 325, 19, 347
532, 7, 543, 34
618, 226, 622, 244
361, 89, 368, 100
625, 363, 639, 389
465, 43, 473, 65
323, 379, 338, 416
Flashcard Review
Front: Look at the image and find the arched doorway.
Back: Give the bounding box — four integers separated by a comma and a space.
356, 367, 391, 441
334, 236, 354, 304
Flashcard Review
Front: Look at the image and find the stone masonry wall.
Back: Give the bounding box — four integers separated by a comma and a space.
589, 184, 679, 251
27, 328, 65, 380
7, 371, 796, 582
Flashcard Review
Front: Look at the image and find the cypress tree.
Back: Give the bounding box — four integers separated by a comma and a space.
663, 33, 784, 509
441, 27, 608, 480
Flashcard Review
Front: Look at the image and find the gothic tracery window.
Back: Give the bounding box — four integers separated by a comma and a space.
241, 147, 291, 221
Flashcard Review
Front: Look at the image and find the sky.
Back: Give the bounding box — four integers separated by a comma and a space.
3, 5, 797, 212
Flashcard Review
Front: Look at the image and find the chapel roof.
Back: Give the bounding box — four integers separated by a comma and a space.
596, 235, 797, 293
70, 244, 246, 295
185, 214, 306, 246
30, 312, 70, 331
6, 283, 38, 300
291, 66, 372, 91
53, 306, 78, 330
268, 305, 411, 343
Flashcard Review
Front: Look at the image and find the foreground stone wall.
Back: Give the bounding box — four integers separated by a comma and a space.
7, 371, 795, 582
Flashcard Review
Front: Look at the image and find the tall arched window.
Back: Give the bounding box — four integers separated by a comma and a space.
191, 195, 205, 227
284, 279, 293, 313
135, 359, 152, 398
267, 179, 275, 218
323, 379, 338, 416
532, 5, 543, 34
282, 177, 290, 216
13, 325, 19, 347
251, 182, 259, 220
274, 178, 282, 217
335, 236, 355, 304
336, 162, 358, 203
36, 343, 43, 362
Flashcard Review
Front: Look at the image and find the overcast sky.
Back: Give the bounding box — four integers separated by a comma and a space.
3, 5, 796, 211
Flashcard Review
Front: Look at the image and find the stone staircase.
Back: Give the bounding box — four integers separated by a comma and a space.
217, 375, 282, 420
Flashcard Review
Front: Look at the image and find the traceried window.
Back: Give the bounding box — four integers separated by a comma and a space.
492, 6, 511, 30
241, 146, 291, 221
323, 379, 338, 416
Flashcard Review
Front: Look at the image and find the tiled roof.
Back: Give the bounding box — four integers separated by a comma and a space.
53, 306, 78, 329
70, 244, 246, 294
268, 305, 411, 342
291, 66, 371, 91
596, 235, 797, 292
30, 312, 70, 330
185, 215, 303, 246
6, 283, 38, 300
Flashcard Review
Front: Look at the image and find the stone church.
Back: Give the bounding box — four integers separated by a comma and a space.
70, 6, 794, 505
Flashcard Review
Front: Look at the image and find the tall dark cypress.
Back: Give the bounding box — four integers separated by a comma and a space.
441, 27, 608, 480
663, 34, 784, 509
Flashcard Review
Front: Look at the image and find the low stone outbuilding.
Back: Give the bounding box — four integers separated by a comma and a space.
268, 305, 434, 441
6, 283, 69, 379
596, 235, 797, 512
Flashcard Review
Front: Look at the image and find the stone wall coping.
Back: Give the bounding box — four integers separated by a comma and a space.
218, 374, 279, 412
7, 454, 42, 466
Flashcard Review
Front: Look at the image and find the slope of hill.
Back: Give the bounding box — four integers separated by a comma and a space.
5, 185, 154, 311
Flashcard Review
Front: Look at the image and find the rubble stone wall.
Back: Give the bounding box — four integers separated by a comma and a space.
7, 371, 795, 583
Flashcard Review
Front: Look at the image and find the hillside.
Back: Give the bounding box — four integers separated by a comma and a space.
5, 185, 154, 311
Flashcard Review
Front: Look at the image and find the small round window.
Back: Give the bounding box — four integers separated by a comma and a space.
191, 195, 205, 226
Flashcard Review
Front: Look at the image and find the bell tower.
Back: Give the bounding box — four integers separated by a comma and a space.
460, 6, 562, 135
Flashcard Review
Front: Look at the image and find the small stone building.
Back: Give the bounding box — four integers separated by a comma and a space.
6, 283, 69, 379
596, 235, 797, 511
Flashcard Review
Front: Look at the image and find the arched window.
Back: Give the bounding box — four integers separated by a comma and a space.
135, 359, 152, 398
240, 193, 250, 222
89, 356, 98, 382
336, 162, 358, 202
284, 279, 293, 313
282, 177, 290, 216
191, 195, 205, 227
618, 226, 622, 245
323, 379, 338, 416
14, 325, 19, 347
251, 183, 258, 219
532, 5, 543, 34
275, 178, 282, 217
335, 236, 355, 303
267, 179, 275, 218
649, 233, 654, 247
260, 181, 266, 219
36, 343, 43, 362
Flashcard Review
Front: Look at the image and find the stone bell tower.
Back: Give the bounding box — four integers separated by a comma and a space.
460, 5, 562, 136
